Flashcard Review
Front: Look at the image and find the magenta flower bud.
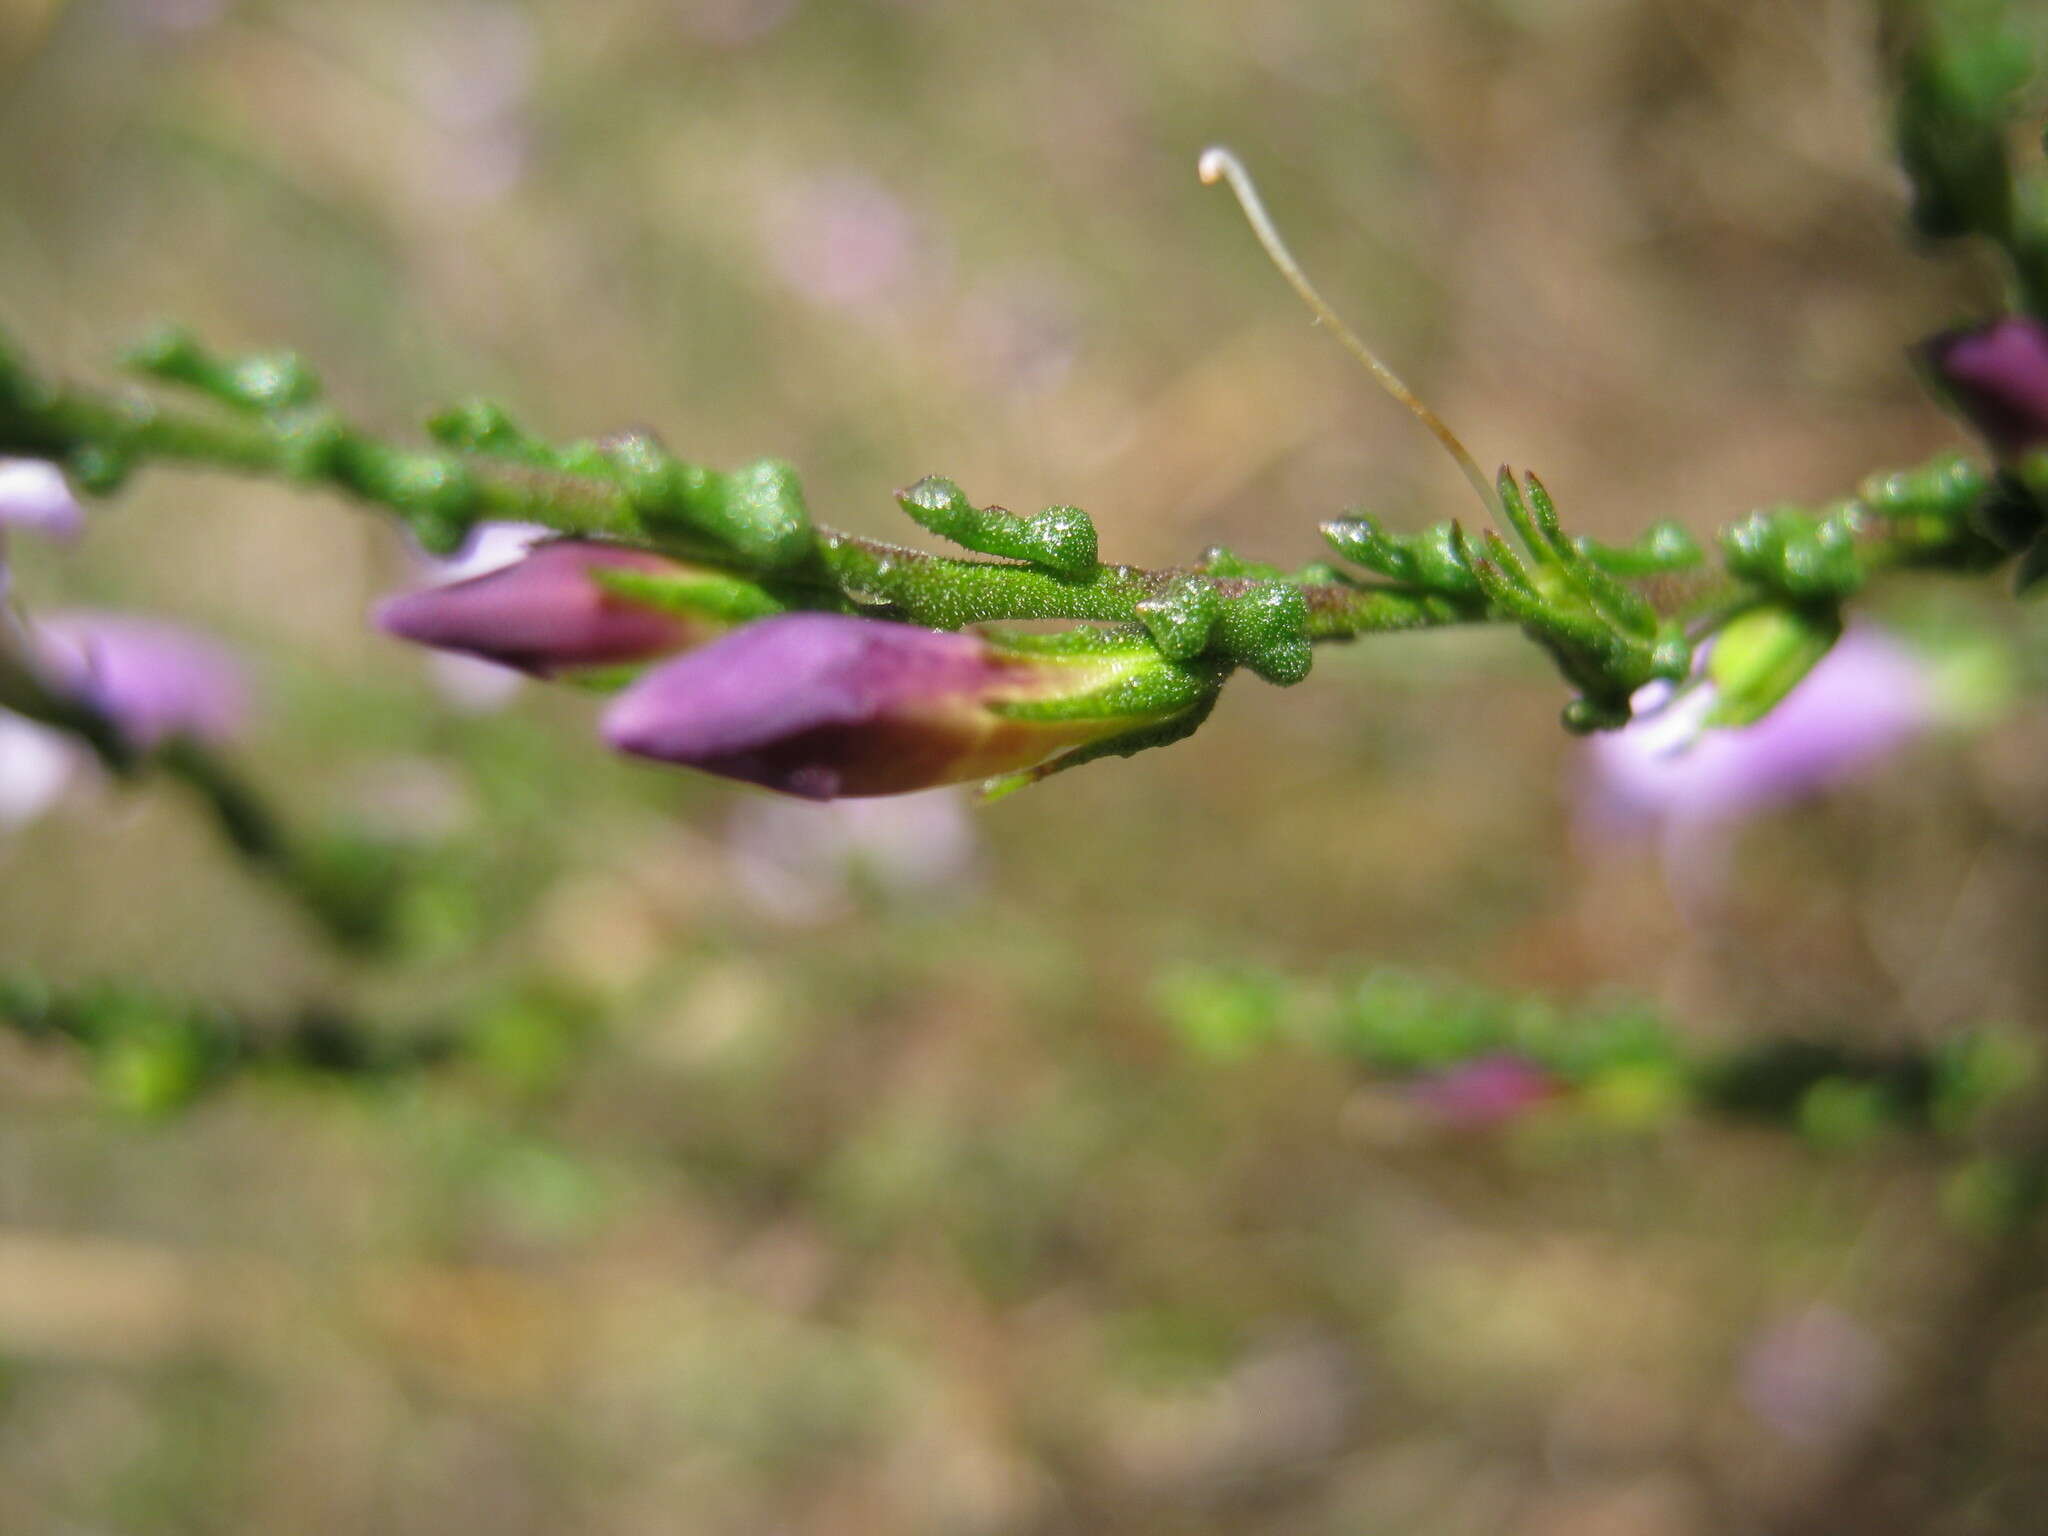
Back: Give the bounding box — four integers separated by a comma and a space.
602, 613, 1202, 800
35, 612, 249, 750
1409, 1055, 1560, 1129
374, 541, 727, 677
1922, 317, 2048, 456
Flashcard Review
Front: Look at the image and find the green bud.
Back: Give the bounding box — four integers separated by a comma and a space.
1704, 603, 1843, 727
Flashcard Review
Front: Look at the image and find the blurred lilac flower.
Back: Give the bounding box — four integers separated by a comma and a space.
956, 276, 1082, 398
402, 3, 537, 129
34, 612, 249, 750
1584, 626, 1933, 836
676, 0, 800, 49
1739, 1305, 1887, 1450
725, 787, 980, 925
398, 6, 537, 209
760, 172, 929, 312
1922, 316, 2048, 457
603, 612, 1167, 800
121, 0, 226, 36
0, 611, 249, 831
0, 460, 84, 543
1581, 626, 1934, 906
376, 540, 727, 677
1409, 1055, 1559, 1129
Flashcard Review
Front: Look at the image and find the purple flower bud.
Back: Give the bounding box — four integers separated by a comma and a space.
602, 613, 1184, 800
34, 612, 249, 750
0, 459, 85, 542
375, 541, 725, 677
1922, 316, 2048, 456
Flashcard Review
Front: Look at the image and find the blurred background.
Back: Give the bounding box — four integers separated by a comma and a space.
3, 0, 2048, 1531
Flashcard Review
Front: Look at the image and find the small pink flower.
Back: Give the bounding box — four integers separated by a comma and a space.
1409, 1055, 1560, 1128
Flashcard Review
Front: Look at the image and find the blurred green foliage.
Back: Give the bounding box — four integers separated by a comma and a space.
4, 1, 2048, 1533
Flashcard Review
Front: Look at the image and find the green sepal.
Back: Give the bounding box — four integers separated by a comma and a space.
1575, 522, 1702, 576
1971, 473, 2045, 554
895, 476, 1098, 575
982, 687, 1223, 801
1214, 581, 1312, 685
1894, 0, 2031, 242
1134, 574, 1222, 659
1859, 452, 1989, 522
426, 399, 558, 466
586, 565, 791, 625
125, 326, 321, 415
987, 648, 1230, 725
606, 434, 816, 571
1198, 545, 1286, 581
1704, 603, 1843, 727
1721, 505, 1864, 601
67, 442, 133, 496
1321, 515, 1485, 597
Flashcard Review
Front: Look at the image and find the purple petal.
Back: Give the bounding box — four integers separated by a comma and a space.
34, 612, 250, 749
603, 613, 1010, 799
376, 541, 713, 675
1584, 626, 1932, 832
0, 711, 79, 828
1922, 317, 2048, 456
0, 460, 84, 541
422, 520, 549, 583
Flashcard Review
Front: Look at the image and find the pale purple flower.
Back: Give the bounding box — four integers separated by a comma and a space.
676, 0, 800, 48
0, 712, 79, 829
34, 612, 249, 749
1409, 1055, 1559, 1128
760, 172, 928, 312
1922, 316, 2048, 457
602, 612, 1176, 800
431, 520, 550, 583
121, 0, 225, 35
401, 3, 537, 130
955, 276, 1081, 398
0, 459, 85, 601
1584, 626, 1933, 835
376, 540, 725, 676
1739, 1306, 1887, 1450
0, 460, 84, 542
0, 612, 248, 831
724, 787, 979, 924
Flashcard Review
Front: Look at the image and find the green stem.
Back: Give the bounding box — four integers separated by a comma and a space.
0, 342, 1486, 647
